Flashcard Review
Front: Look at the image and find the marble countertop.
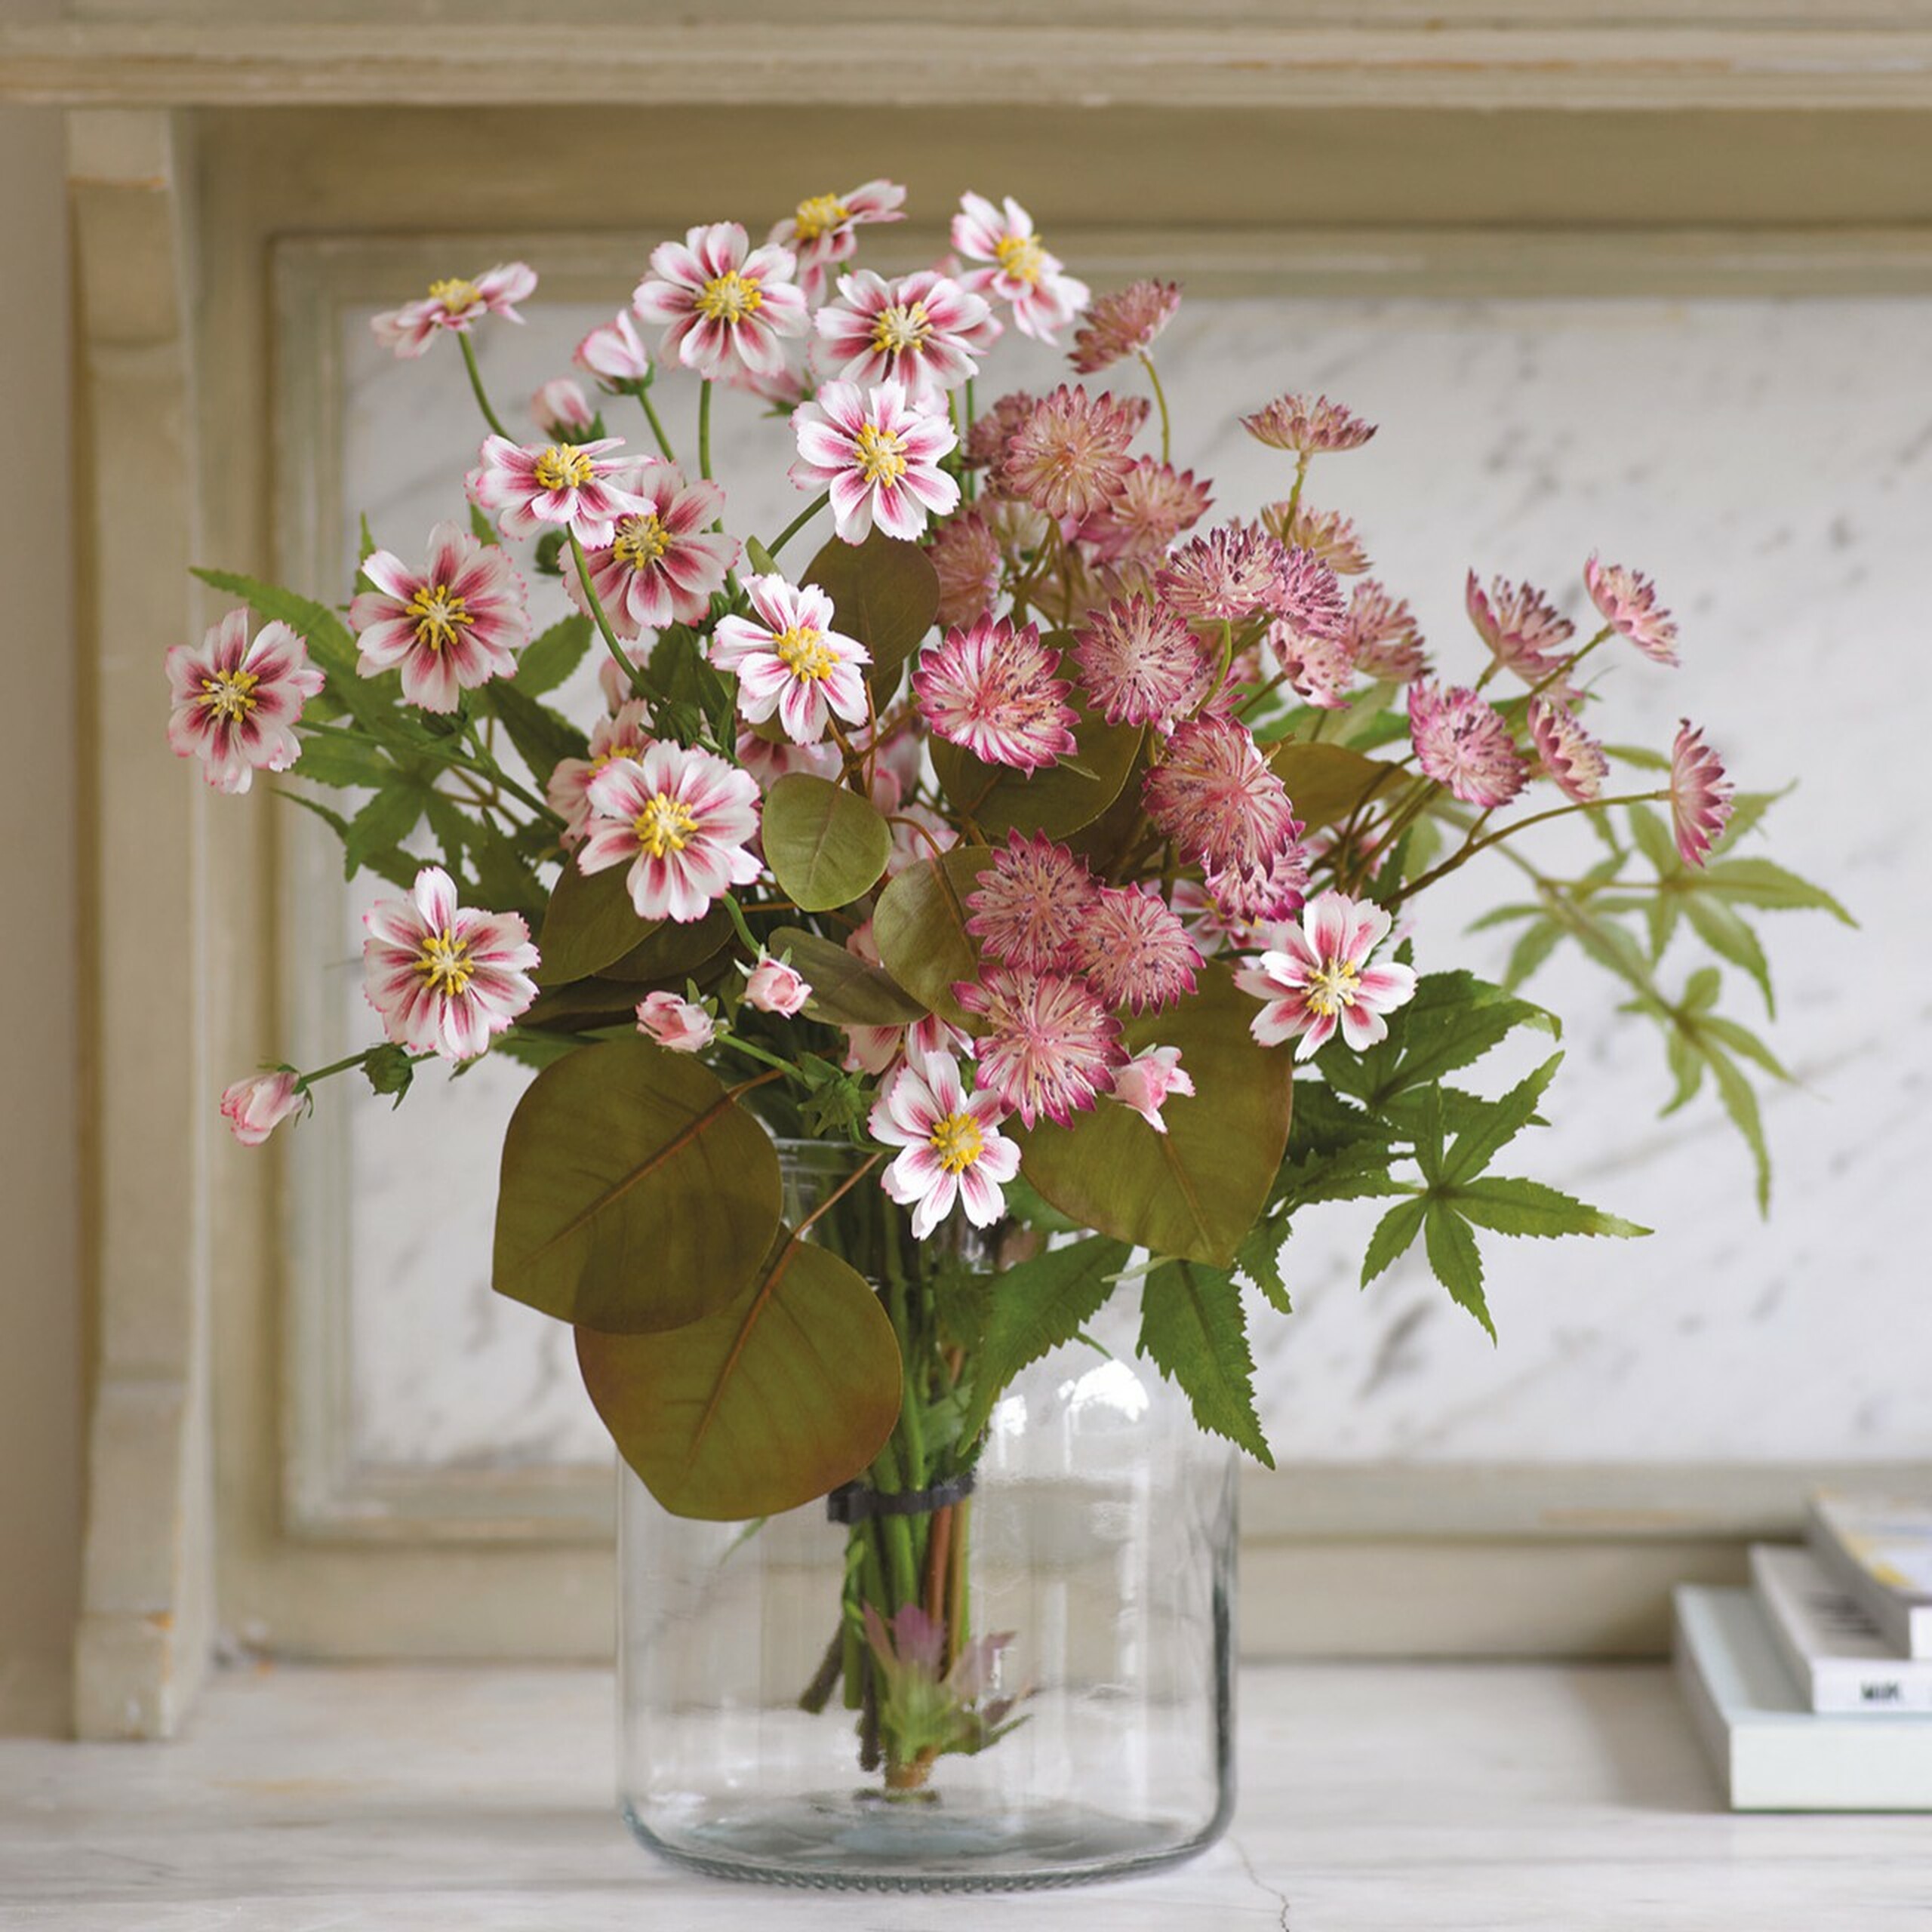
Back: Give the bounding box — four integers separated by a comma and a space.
5, 1663, 1929, 1930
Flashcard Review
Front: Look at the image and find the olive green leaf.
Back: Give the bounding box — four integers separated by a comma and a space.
931, 691, 1142, 841
802, 527, 940, 700
770, 927, 928, 1026
762, 773, 893, 912
872, 846, 995, 1025
595, 905, 733, 984
1266, 740, 1404, 830
534, 861, 655, 986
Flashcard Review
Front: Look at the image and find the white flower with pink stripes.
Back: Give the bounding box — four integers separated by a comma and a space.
949, 194, 1089, 344
577, 740, 762, 923
633, 222, 809, 383
466, 435, 645, 546
165, 608, 325, 795
869, 1052, 1020, 1240
789, 380, 960, 543
371, 263, 536, 358
1234, 891, 1417, 1060
709, 575, 870, 745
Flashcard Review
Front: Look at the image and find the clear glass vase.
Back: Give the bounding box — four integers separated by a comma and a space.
616, 1140, 1238, 1891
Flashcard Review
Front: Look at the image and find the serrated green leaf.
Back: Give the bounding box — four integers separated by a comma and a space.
1706, 1041, 1773, 1214
1697, 857, 1854, 925
1697, 1014, 1790, 1081
1137, 1258, 1273, 1466
1627, 801, 1678, 875
1423, 1202, 1493, 1340
1325, 971, 1558, 1111
1441, 1054, 1564, 1186
1235, 1217, 1292, 1314
1362, 1196, 1426, 1287
478, 678, 589, 789
515, 615, 595, 697
1447, 1176, 1648, 1240
290, 729, 392, 790
343, 780, 429, 877
1501, 918, 1564, 992
1681, 892, 1774, 1014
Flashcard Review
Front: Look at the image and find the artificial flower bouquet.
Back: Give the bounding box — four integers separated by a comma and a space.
173, 183, 1841, 1795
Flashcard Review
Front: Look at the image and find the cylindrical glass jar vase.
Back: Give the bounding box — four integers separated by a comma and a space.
616, 1141, 1237, 1890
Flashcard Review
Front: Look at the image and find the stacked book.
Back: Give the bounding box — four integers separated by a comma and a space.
1674, 1491, 1932, 1808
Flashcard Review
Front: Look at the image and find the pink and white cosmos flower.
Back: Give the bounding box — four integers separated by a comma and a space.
789, 380, 960, 543
1235, 891, 1418, 1060
815, 269, 993, 402
869, 1051, 1020, 1240
950, 193, 1091, 343
165, 608, 325, 794
768, 179, 907, 303
574, 309, 652, 387
371, 263, 537, 358
563, 463, 738, 637
635, 991, 715, 1053
546, 697, 654, 846
361, 866, 540, 1063
709, 575, 870, 745
1110, 1045, 1195, 1134
741, 952, 811, 1017
578, 740, 762, 923
466, 435, 645, 546
912, 614, 1079, 774
349, 521, 530, 713
218, 1069, 304, 1147
633, 222, 809, 382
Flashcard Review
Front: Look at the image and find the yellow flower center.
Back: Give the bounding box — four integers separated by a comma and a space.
853, 420, 909, 487
992, 232, 1046, 286
1305, 958, 1361, 1018
928, 1110, 985, 1175
534, 444, 595, 491
198, 666, 260, 723
406, 581, 474, 653
792, 193, 851, 243
612, 512, 672, 572
428, 275, 482, 315
774, 624, 836, 682
590, 740, 646, 772
695, 270, 763, 325
869, 301, 933, 357
414, 928, 475, 998
634, 792, 700, 858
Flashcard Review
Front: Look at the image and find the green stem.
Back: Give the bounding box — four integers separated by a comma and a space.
697, 378, 715, 482
457, 332, 512, 441
637, 389, 677, 464
567, 528, 648, 700
1139, 351, 1171, 465
764, 490, 830, 561
1395, 790, 1666, 904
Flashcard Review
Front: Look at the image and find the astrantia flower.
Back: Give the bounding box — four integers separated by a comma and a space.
633, 222, 809, 381
963, 389, 1040, 490
165, 609, 325, 795
1466, 573, 1575, 686
1235, 891, 1417, 1060
1111, 1045, 1195, 1134
530, 378, 593, 438
362, 865, 539, 1063
219, 1070, 303, 1147
789, 379, 960, 543
1261, 501, 1369, 575
466, 435, 643, 546
1345, 580, 1428, 683
564, 463, 737, 637
951, 193, 1091, 343
815, 269, 993, 402
1586, 555, 1681, 666
1143, 715, 1298, 876
964, 830, 1101, 973
349, 520, 530, 713
1527, 697, 1607, 804
1078, 458, 1213, 563
1269, 621, 1360, 709
1068, 279, 1181, 374
546, 697, 654, 846
741, 952, 811, 1017
1160, 525, 1346, 635
1069, 887, 1203, 1014
635, 991, 715, 1053
1074, 594, 1214, 729
926, 508, 1004, 629
1001, 385, 1144, 525
371, 263, 536, 358
1669, 719, 1734, 867
1240, 392, 1377, 455
574, 309, 652, 387
768, 179, 906, 303
912, 615, 1078, 773
953, 967, 1128, 1129
1408, 679, 1528, 809
869, 1051, 1020, 1238
709, 574, 870, 745
1206, 830, 1312, 928
578, 741, 761, 923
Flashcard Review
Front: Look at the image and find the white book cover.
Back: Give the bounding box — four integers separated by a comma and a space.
1672, 1586, 1932, 1812
1749, 1543, 1932, 1715
1806, 1491, 1932, 1658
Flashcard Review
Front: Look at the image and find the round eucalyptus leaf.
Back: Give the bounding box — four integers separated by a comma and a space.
1267, 740, 1405, 831
872, 847, 995, 1025
763, 774, 893, 912
803, 528, 941, 700
536, 860, 656, 986
931, 694, 1142, 841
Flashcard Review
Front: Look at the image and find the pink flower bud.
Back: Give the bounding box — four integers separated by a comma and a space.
1110, 1046, 1195, 1135
742, 954, 811, 1017
636, 991, 715, 1053
530, 377, 594, 434
219, 1070, 303, 1146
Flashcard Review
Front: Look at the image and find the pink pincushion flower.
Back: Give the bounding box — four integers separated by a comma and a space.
1269, 621, 1361, 710
636, 991, 715, 1053
633, 222, 809, 381
564, 463, 737, 637
710, 574, 870, 745
574, 309, 652, 386
741, 952, 811, 1017
1466, 573, 1576, 686
815, 269, 993, 402
371, 263, 537, 358
913, 614, 1078, 773
1073, 594, 1214, 729
963, 389, 1039, 490
1669, 720, 1734, 867
1001, 385, 1144, 525
466, 435, 644, 546
546, 697, 654, 846
1407, 679, 1528, 809
1068, 279, 1181, 374
965, 831, 1102, 973
1263, 501, 1369, 575
1235, 891, 1417, 1060
869, 1051, 1020, 1239
362, 865, 539, 1063
1527, 697, 1607, 804
1143, 715, 1298, 877
1345, 580, 1428, 683
954, 967, 1128, 1130
219, 1070, 303, 1147
349, 520, 530, 713
1207, 831, 1312, 928
789, 379, 960, 543
926, 508, 1004, 630
530, 377, 594, 437
1069, 887, 1203, 1014
578, 740, 762, 923
1078, 458, 1213, 563
1586, 555, 1681, 666
768, 179, 907, 303
950, 193, 1091, 344
1111, 1045, 1195, 1134
1240, 392, 1377, 455
1159, 525, 1346, 636
165, 608, 325, 795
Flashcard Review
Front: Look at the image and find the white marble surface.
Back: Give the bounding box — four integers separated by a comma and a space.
5, 1661, 1930, 1930
316, 284, 1930, 1477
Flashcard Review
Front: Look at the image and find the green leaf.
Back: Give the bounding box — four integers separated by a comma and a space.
1423, 1201, 1494, 1339
1326, 971, 1558, 1109
576, 1228, 901, 1519
1137, 1258, 1274, 1466
769, 927, 927, 1026
515, 615, 594, 697
469, 503, 500, 546
595, 905, 733, 985
931, 691, 1142, 841
361, 1042, 415, 1102
1235, 1218, 1292, 1315
1696, 857, 1854, 924
1448, 1177, 1649, 1241
957, 1236, 1133, 1443
1361, 1197, 1426, 1287
1266, 740, 1406, 830
1681, 893, 1774, 1014
1441, 1054, 1564, 1186
872, 847, 995, 1025
801, 527, 940, 700
1706, 1040, 1773, 1214
1501, 918, 1565, 992
536, 861, 657, 986
493, 1038, 783, 1334
343, 780, 429, 877
477, 678, 589, 789
492, 1030, 586, 1072
291, 729, 392, 790
761, 773, 893, 912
